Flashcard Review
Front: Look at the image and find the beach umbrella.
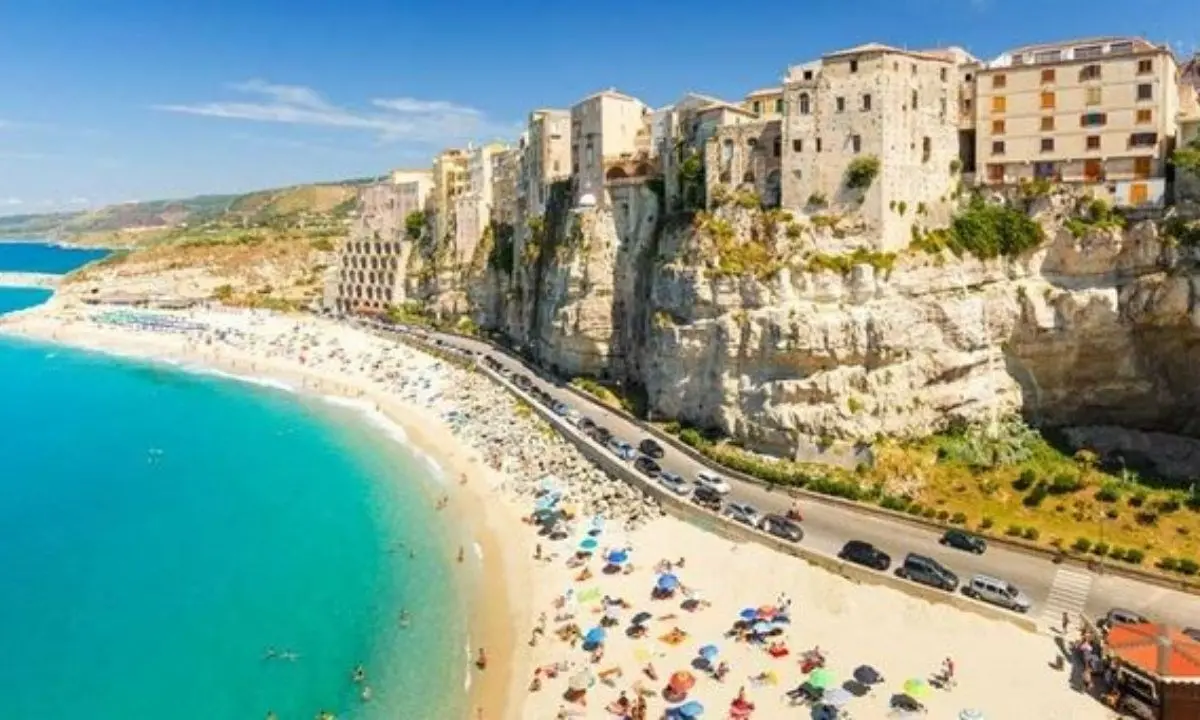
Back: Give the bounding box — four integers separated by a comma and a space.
959, 711, 984, 720
751, 621, 773, 635
584, 627, 607, 645
606, 549, 629, 565
578, 537, 598, 552
808, 668, 835, 690
568, 670, 594, 692
632, 611, 653, 625
678, 700, 705, 717
738, 608, 758, 621
903, 678, 930, 699
853, 665, 882, 684
698, 644, 719, 661
668, 670, 697, 693
604, 605, 621, 621
822, 687, 853, 708
756, 605, 778, 619
657, 573, 680, 591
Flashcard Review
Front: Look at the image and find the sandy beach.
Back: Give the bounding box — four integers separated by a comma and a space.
0, 302, 1115, 720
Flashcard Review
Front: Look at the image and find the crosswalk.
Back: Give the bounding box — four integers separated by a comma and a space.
1038, 566, 1094, 634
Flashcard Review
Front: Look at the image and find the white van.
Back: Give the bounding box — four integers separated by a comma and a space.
964, 574, 1032, 613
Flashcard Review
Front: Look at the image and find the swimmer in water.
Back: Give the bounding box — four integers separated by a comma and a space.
353, 664, 366, 684
279, 650, 299, 662
263, 647, 277, 661
399, 610, 411, 628
360, 685, 373, 703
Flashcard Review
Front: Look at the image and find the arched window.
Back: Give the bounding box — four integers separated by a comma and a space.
743, 171, 756, 184
605, 166, 627, 181
799, 93, 811, 114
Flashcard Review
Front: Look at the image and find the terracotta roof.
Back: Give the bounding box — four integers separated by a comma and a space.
1107, 624, 1200, 680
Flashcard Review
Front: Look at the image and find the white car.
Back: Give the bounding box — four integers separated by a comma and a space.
658, 472, 691, 496
695, 471, 731, 494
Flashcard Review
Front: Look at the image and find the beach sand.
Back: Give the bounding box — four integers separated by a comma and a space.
1, 303, 1111, 720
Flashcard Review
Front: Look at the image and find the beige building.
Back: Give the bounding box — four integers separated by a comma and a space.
452, 142, 508, 265
659, 93, 758, 210
432, 148, 470, 245
570, 89, 650, 206
705, 118, 783, 207
490, 146, 522, 227
326, 183, 416, 314
973, 36, 1179, 208
520, 109, 571, 218
389, 169, 434, 220
781, 43, 966, 251
743, 87, 784, 119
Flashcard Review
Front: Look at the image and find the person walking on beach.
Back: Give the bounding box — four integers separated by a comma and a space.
1061, 612, 1070, 635
942, 657, 956, 689
458, 546, 465, 563
476, 647, 488, 670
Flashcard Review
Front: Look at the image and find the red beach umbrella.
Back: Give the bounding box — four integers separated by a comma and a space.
669, 670, 697, 693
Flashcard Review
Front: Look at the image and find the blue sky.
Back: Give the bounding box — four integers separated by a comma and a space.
1, 0, 1195, 215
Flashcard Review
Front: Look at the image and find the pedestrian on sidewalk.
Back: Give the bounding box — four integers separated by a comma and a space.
1061, 611, 1070, 635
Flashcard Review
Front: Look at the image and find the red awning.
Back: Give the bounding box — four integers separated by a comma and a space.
1108, 623, 1200, 680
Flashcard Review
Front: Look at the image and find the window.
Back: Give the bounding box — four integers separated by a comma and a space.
1129, 132, 1157, 147
1136, 109, 1153, 124
851, 134, 861, 153
992, 74, 1007, 88
862, 93, 872, 111
803, 70, 813, 80
963, 98, 973, 113
940, 68, 947, 81
1086, 87, 1102, 106
939, 98, 946, 118
774, 99, 783, 114
816, 138, 822, 152
1041, 68, 1056, 83
850, 59, 858, 73
922, 137, 931, 162
965, 73, 973, 81
1084, 159, 1102, 181
773, 137, 781, 158
1086, 135, 1101, 150
1081, 112, 1107, 127
747, 137, 758, 149
1137, 59, 1153, 74
991, 96, 1006, 113
792, 139, 803, 152
987, 164, 1004, 183
1080, 64, 1102, 81
992, 119, 1006, 134
1040, 91, 1056, 109
1040, 116, 1055, 131
1075, 45, 1103, 60
1137, 84, 1153, 101
752, 101, 761, 113
912, 90, 918, 109
1040, 138, 1054, 152
1134, 157, 1152, 179
836, 96, 846, 112
1035, 50, 1062, 63
799, 93, 810, 114
992, 140, 1005, 155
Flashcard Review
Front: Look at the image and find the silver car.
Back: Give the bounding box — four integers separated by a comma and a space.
964, 574, 1032, 613
724, 502, 761, 527
657, 471, 690, 495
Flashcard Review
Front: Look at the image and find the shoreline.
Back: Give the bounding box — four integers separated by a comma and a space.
0, 307, 533, 720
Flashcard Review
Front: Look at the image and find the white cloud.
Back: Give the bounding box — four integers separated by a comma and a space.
156, 80, 516, 144
66, 197, 90, 205
1, 197, 22, 206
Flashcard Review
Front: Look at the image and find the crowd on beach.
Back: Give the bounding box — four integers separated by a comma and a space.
0, 304, 1119, 720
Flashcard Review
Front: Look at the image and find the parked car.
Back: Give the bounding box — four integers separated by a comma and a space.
590, 426, 613, 444
691, 485, 723, 511
940, 529, 987, 555
638, 438, 665, 459
658, 472, 690, 496
565, 409, 582, 426
724, 502, 762, 527
607, 439, 637, 461
578, 417, 596, 432
759, 514, 804, 542
1184, 627, 1200, 643
633, 456, 662, 478
963, 574, 1032, 613
838, 540, 891, 571
896, 553, 959, 592
551, 401, 570, 417
1099, 608, 1149, 632
694, 471, 731, 495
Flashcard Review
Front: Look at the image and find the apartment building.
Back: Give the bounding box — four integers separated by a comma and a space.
743, 87, 785, 119
781, 43, 966, 251
660, 93, 758, 210
520, 109, 571, 218
453, 142, 508, 265
570, 89, 650, 206
326, 183, 415, 314
432, 149, 470, 244
973, 36, 1179, 207
491, 146, 522, 227
389, 169, 434, 220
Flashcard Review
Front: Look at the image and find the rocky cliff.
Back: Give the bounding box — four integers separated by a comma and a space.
398, 184, 1200, 468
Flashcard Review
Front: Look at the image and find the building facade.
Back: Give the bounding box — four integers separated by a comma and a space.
453, 142, 508, 265
705, 119, 783, 207
326, 183, 413, 314
570, 89, 650, 206
659, 93, 758, 210
780, 43, 964, 251
389, 169, 434, 221
432, 148, 470, 246
520, 109, 571, 219
491, 146, 522, 227
973, 36, 1179, 208
743, 87, 785, 119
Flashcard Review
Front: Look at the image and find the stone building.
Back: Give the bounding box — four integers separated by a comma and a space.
570, 89, 650, 206
325, 182, 417, 314
389, 169, 434, 220
491, 146, 522, 227
780, 43, 966, 251
743, 87, 784, 119
432, 148, 470, 245
520, 109, 571, 219
705, 119, 783, 207
659, 93, 758, 211
453, 142, 508, 265
972, 36, 1180, 208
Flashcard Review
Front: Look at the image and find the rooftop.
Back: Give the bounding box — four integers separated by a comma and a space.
744, 87, 783, 98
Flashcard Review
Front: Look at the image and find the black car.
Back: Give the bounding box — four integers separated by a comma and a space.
838, 540, 891, 571
759, 515, 804, 542
590, 426, 613, 444
633, 456, 662, 478
578, 417, 596, 432
691, 485, 722, 511
941, 529, 987, 555
897, 553, 959, 592
638, 438, 665, 459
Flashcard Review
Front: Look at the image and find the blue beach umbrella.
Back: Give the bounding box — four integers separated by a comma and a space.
698, 644, 719, 661
578, 537, 598, 552
738, 608, 758, 622
679, 700, 705, 717
657, 573, 680, 591
606, 549, 629, 565
584, 626, 607, 645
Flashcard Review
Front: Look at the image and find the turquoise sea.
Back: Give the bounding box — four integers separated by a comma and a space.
0, 240, 109, 273
0, 244, 468, 719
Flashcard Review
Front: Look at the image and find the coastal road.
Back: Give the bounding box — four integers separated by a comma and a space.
369, 322, 1200, 632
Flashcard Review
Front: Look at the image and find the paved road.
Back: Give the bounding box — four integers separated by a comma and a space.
372, 322, 1200, 632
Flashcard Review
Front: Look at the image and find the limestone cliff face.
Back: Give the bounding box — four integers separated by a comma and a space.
400, 184, 1200, 459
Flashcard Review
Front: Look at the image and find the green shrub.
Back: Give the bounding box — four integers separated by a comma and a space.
213, 284, 235, 301
1095, 485, 1121, 503
1129, 491, 1148, 508
807, 193, 828, 208
845, 156, 881, 190
1178, 558, 1200, 575
1158, 557, 1180, 572
310, 237, 334, 251
922, 508, 937, 519
879, 495, 910, 512
1022, 527, 1040, 541
1048, 473, 1082, 494
662, 421, 682, 435
950, 511, 967, 525
1023, 482, 1049, 507
1005, 525, 1023, 537
931, 195, 1046, 260
1135, 511, 1159, 526
1122, 549, 1145, 565
979, 516, 995, 530
1157, 496, 1182, 514
1013, 469, 1037, 491
1108, 547, 1126, 562
1105, 508, 1120, 519
906, 503, 925, 517
1072, 537, 1093, 553
1188, 493, 1200, 512
678, 428, 707, 449
1091, 542, 1110, 556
